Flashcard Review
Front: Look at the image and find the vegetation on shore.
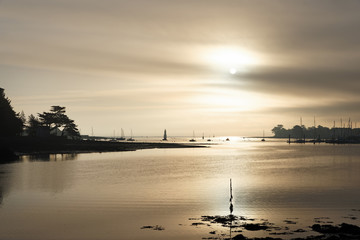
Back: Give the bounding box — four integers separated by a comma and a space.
0, 88, 23, 137
272, 124, 360, 141
0, 88, 202, 161
1, 136, 203, 157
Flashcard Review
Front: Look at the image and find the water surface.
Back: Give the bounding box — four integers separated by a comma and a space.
1, 140, 360, 239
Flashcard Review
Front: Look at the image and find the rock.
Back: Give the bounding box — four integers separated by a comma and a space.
243, 223, 269, 231
192, 222, 205, 226
339, 223, 360, 234
311, 224, 340, 233
232, 234, 247, 240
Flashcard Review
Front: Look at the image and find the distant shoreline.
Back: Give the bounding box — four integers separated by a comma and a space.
0, 137, 206, 160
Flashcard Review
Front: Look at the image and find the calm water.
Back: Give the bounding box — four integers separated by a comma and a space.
1, 139, 360, 240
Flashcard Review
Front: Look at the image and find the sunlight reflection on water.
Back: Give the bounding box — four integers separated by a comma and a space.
0, 140, 360, 239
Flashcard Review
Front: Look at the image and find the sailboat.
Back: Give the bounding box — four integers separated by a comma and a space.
117, 128, 125, 140
162, 129, 167, 141
261, 130, 265, 141
127, 129, 135, 141
189, 131, 196, 142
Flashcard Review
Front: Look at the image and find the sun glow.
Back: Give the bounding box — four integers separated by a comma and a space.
194, 89, 265, 113
204, 47, 260, 73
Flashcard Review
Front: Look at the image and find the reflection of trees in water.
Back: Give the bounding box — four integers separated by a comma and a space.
0, 171, 11, 206
1, 154, 77, 196
20, 153, 78, 162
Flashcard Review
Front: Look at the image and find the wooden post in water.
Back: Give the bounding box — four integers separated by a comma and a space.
229, 178, 233, 215
229, 178, 233, 239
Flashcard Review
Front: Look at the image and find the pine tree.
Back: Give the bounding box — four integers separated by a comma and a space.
0, 88, 23, 137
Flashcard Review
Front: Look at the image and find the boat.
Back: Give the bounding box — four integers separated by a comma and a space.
117, 128, 126, 140
127, 129, 135, 141
261, 130, 265, 141
162, 129, 167, 141
189, 131, 196, 142
226, 138, 230, 141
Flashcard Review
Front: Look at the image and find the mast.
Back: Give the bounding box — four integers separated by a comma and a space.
314, 116, 316, 141
121, 128, 125, 138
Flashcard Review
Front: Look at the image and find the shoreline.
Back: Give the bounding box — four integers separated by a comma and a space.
0, 137, 206, 160
187, 214, 360, 240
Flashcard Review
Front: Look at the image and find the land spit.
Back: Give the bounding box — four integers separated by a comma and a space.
0, 137, 205, 160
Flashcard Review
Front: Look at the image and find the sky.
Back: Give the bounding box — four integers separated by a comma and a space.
1, 0, 360, 137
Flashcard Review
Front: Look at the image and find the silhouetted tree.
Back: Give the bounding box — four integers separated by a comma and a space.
27, 114, 41, 136
19, 110, 26, 125
291, 125, 304, 139
38, 106, 80, 137
0, 88, 23, 137
63, 119, 80, 137
272, 123, 359, 140
271, 124, 288, 138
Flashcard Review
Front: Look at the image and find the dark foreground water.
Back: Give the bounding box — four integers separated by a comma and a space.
0, 139, 360, 239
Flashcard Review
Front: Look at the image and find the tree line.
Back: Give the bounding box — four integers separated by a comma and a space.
0, 88, 79, 138
272, 124, 360, 140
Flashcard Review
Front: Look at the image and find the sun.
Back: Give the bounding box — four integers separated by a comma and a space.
229, 68, 237, 74
205, 47, 259, 73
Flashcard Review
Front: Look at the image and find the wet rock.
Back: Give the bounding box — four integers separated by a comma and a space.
242, 223, 269, 231
269, 231, 293, 235
140, 226, 153, 229
140, 225, 164, 231
201, 215, 237, 224
311, 224, 340, 233
192, 222, 205, 226
311, 223, 360, 235
232, 234, 247, 240
339, 223, 360, 234
284, 220, 297, 224
231, 234, 282, 240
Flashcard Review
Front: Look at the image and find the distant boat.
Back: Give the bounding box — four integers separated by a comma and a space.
226, 138, 230, 141
117, 128, 125, 140
261, 130, 265, 142
202, 133, 204, 140
127, 129, 135, 141
162, 129, 167, 141
189, 131, 196, 142
207, 135, 212, 142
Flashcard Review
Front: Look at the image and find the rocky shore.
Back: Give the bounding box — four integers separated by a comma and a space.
187, 213, 360, 240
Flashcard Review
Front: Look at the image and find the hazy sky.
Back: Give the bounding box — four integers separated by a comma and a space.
1, 0, 360, 136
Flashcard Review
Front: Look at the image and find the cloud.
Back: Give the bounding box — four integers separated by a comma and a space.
2, 0, 360, 135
